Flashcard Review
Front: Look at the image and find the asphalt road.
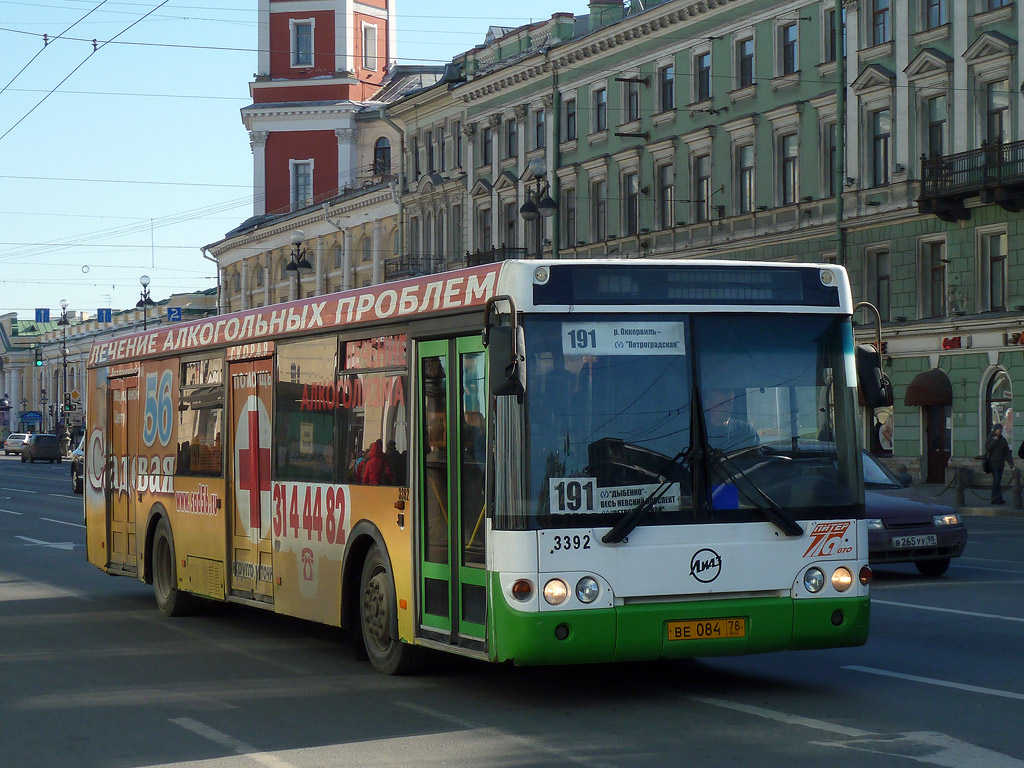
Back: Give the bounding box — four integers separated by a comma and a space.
1, 453, 1022, 768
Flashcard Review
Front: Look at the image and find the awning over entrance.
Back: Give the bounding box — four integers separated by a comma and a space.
904, 368, 952, 407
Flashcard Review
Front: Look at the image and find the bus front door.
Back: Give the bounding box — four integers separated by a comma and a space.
107, 376, 138, 574
417, 337, 488, 646
228, 358, 275, 602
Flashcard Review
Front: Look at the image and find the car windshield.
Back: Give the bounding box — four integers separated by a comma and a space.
501, 313, 862, 530
862, 451, 902, 489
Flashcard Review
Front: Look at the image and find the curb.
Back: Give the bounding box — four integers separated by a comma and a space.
958, 506, 1024, 518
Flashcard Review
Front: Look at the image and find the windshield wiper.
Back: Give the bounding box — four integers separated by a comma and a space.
601, 448, 690, 544
708, 449, 804, 537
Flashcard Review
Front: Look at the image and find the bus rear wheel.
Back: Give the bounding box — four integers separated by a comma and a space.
359, 544, 416, 675
153, 518, 191, 617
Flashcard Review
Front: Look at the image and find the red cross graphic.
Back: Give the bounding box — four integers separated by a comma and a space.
238, 407, 271, 530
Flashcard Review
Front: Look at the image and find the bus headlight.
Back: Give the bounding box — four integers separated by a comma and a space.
803, 567, 825, 593
543, 578, 569, 605
575, 577, 600, 603
831, 567, 853, 592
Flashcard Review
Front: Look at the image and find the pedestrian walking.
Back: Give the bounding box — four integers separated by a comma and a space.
984, 424, 1013, 505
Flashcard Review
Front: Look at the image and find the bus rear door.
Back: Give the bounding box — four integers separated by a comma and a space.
417, 336, 487, 647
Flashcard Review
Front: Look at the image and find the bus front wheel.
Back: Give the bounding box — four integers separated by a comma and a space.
359, 544, 416, 675
153, 518, 191, 617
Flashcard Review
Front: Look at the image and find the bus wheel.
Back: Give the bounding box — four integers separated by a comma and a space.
359, 544, 416, 675
153, 518, 191, 617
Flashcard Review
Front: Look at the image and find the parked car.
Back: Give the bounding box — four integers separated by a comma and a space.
3, 432, 28, 455
863, 450, 967, 576
20, 433, 62, 464
70, 436, 85, 493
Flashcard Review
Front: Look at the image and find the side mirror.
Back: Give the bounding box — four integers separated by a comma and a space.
856, 344, 893, 409
482, 295, 526, 398
897, 471, 913, 488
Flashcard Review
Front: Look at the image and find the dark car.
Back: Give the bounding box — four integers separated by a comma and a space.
70, 436, 85, 493
21, 433, 62, 464
863, 450, 967, 576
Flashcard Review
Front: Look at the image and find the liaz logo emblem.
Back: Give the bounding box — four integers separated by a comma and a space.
803, 522, 854, 558
690, 548, 722, 583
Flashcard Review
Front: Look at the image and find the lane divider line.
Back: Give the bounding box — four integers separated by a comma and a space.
872, 599, 1024, 623
41, 517, 85, 529
844, 666, 1024, 702
170, 718, 297, 768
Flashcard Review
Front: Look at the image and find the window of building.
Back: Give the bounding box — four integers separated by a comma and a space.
505, 117, 517, 159
453, 121, 462, 167
779, 133, 798, 205
824, 8, 837, 62
871, 108, 891, 186
623, 172, 639, 236
291, 20, 313, 67
176, 357, 224, 478
561, 187, 577, 247
987, 80, 1009, 144
926, 96, 945, 157
563, 97, 577, 141
423, 215, 433, 257
986, 370, 1012, 437
534, 108, 545, 150
477, 207, 491, 250
780, 24, 798, 75
451, 205, 462, 254
737, 144, 755, 213
362, 237, 373, 263
988, 0, 1011, 10
481, 126, 492, 165
693, 154, 711, 222
868, 249, 891, 322
362, 24, 378, 70
411, 136, 420, 178
408, 216, 420, 254
426, 130, 435, 173
925, 0, 947, 29
503, 202, 517, 247
373, 137, 391, 175
981, 230, 1008, 311
231, 272, 241, 292
695, 51, 711, 101
438, 126, 446, 172
920, 240, 946, 318
872, 0, 890, 46
592, 88, 607, 132
659, 64, 675, 111
625, 80, 641, 122
256, 264, 265, 285
656, 163, 674, 229
825, 122, 838, 196
736, 38, 754, 88
291, 160, 312, 210
591, 179, 607, 241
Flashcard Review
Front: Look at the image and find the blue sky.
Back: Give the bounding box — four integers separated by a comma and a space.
0, 0, 585, 320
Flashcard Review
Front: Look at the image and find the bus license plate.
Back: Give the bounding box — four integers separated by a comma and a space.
892, 534, 937, 549
667, 618, 746, 641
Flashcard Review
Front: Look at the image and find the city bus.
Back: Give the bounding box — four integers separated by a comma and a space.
85, 259, 888, 674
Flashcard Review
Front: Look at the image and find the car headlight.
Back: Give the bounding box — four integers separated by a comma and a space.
933, 513, 960, 526
803, 567, 825, 593
866, 518, 884, 530
543, 578, 569, 605
575, 577, 600, 603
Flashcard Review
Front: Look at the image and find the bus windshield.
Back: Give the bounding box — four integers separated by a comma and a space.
521, 313, 861, 529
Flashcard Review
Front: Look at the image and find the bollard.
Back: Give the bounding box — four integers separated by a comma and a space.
1013, 468, 1023, 509
954, 466, 965, 507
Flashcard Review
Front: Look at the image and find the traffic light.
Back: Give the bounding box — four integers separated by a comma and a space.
34, 347, 42, 367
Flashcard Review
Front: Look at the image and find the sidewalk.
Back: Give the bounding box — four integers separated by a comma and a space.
916, 482, 1024, 518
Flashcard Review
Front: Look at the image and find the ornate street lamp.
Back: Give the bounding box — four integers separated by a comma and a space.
519, 158, 558, 256
285, 229, 314, 298
137, 275, 155, 330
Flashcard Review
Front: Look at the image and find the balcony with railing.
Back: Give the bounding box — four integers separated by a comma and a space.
919, 139, 1024, 221
465, 245, 528, 267
384, 253, 445, 281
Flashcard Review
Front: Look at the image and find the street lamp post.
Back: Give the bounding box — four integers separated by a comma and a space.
57, 299, 70, 453
137, 275, 156, 330
286, 230, 314, 299
39, 388, 48, 433
518, 158, 558, 257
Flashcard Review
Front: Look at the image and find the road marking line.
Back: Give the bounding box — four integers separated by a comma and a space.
41, 517, 85, 529
844, 666, 1024, 702
873, 599, 1024, 623
171, 717, 296, 768
49, 493, 79, 499
14, 535, 74, 550
399, 701, 621, 768
950, 563, 1024, 575
689, 697, 873, 738
0, 487, 36, 494
0, 508, 23, 516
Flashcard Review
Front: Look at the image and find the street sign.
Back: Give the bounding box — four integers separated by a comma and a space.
97, 308, 112, 323
167, 307, 182, 322
35, 308, 50, 323
71, 389, 81, 401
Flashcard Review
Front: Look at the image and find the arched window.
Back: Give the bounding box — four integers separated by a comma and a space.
986, 370, 1013, 442
373, 137, 391, 175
